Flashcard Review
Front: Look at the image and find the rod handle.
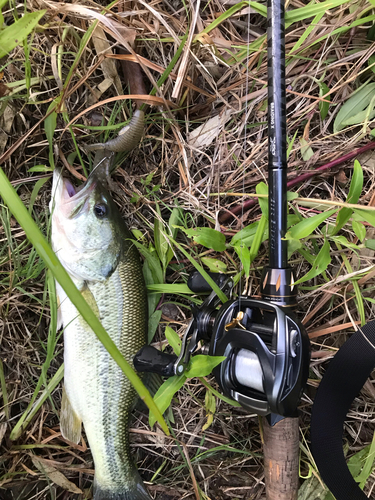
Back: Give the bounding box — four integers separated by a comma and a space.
263, 416, 299, 500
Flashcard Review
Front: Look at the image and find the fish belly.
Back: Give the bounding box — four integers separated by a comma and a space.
59, 260, 147, 493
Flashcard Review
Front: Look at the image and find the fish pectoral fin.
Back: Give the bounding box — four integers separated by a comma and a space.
81, 284, 100, 318
60, 387, 82, 444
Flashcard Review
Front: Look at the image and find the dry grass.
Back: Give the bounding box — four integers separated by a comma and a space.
1, 0, 375, 498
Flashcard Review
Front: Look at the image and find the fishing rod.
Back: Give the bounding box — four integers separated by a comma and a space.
134, 0, 310, 498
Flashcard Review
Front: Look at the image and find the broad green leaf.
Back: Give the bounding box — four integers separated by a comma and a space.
346, 160, 364, 203
45, 99, 58, 169
287, 191, 299, 201
256, 182, 268, 217
165, 325, 181, 355
27, 165, 51, 173
365, 239, 375, 250
347, 445, 372, 478
201, 257, 227, 274
148, 310, 162, 343
287, 129, 299, 159
170, 236, 228, 303
288, 214, 302, 226
297, 475, 328, 500
334, 83, 375, 133
132, 229, 146, 242
28, 177, 51, 213
352, 220, 366, 241
354, 209, 375, 228
354, 431, 375, 487
143, 260, 161, 316
149, 375, 186, 427
168, 208, 181, 239
154, 226, 169, 269
176, 226, 226, 252
300, 137, 314, 161
202, 390, 216, 432
295, 239, 331, 285
231, 214, 299, 248
231, 221, 260, 247
320, 441, 375, 500
133, 241, 164, 285
165, 207, 181, 265
298, 246, 319, 266
332, 160, 363, 235
0, 0, 5, 25
205, 389, 216, 414
233, 242, 250, 277
368, 54, 375, 73
0, 10, 46, 59
249, 214, 267, 265
185, 355, 226, 378
319, 82, 331, 120
288, 209, 337, 240
154, 205, 169, 270
330, 235, 359, 250
142, 171, 155, 187
287, 238, 302, 259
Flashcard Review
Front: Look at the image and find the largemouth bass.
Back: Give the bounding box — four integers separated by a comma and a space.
49, 157, 150, 500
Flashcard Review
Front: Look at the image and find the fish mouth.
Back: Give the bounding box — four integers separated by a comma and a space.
59, 174, 97, 218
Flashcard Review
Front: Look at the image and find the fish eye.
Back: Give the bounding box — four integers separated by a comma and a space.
94, 203, 108, 219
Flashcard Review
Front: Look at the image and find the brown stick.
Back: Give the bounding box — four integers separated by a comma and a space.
263, 417, 299, 500
220, 140, 375, 223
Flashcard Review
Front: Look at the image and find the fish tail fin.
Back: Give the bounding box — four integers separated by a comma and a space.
93, 468, 151, 500
94, 486, 151, 500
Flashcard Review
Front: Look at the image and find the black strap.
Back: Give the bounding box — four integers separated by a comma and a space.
311, 320, 375, 500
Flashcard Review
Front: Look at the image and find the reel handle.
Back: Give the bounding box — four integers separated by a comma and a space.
187, 270, 228, 293
134, 345, 177, 378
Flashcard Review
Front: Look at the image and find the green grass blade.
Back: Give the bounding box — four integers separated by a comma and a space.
285, 0, 351, 25
0, 359, 9, 420
0, 168, 169, 436
289, 12, 325, 54
10, 365, 64, 441
169, 236, 228, 303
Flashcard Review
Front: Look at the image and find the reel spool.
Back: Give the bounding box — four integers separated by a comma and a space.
134, 272, 310, 418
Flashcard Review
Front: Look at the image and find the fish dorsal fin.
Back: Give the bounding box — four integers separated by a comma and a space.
81, 284, 100, 318
60, 386, 82, 444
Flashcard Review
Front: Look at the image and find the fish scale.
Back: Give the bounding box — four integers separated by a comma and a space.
50, 167, 150, 500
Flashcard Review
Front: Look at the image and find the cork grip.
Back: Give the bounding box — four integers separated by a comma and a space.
263, 417, 299, 500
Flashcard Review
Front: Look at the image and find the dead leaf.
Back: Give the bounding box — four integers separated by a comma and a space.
0, 423, 6, 446
335, 169, 348, 186
188, 110, 233, 149
31, 455, 82, 494
92, 25, 122, 96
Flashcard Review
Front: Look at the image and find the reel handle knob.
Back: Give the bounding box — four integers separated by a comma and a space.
187, 271, 227, 293
134, 345, 177, 377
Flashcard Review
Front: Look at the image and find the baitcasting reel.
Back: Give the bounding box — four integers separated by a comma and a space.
134, 271, 309, 418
